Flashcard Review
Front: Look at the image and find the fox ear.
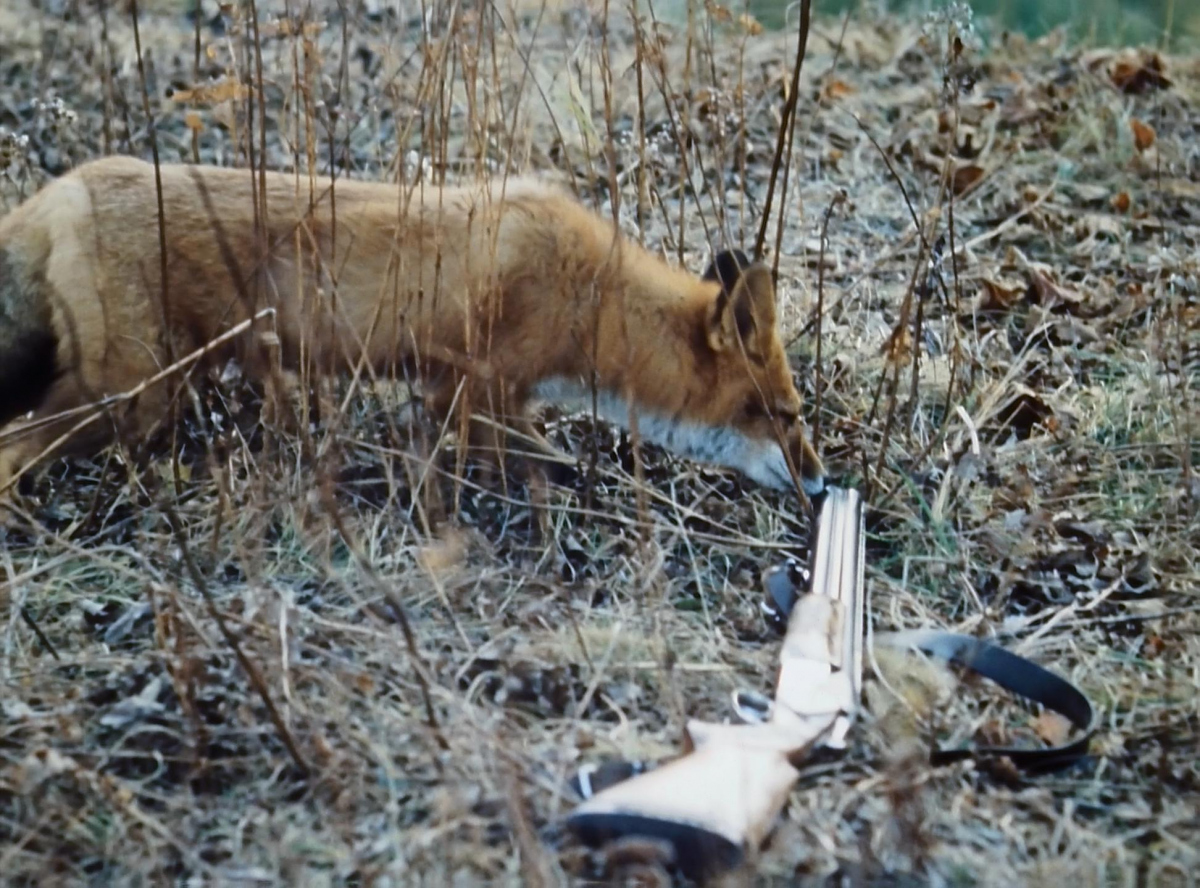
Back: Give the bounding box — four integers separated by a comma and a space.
705, 261, 777, 355
702, 249, 753, 291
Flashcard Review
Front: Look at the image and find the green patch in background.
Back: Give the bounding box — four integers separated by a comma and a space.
725, 0, 1197, 49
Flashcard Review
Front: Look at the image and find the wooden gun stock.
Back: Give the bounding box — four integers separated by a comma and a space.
567, 487, 866, 880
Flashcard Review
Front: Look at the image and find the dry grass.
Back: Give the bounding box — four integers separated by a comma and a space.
1, 0, 1197, 885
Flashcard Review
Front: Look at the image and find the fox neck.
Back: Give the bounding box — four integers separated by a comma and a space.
570, 255, 714, 411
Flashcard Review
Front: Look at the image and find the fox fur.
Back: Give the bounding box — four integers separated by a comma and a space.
0, 155, 824, 498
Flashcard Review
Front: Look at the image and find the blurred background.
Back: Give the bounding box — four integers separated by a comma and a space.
699, 0, 1197, 48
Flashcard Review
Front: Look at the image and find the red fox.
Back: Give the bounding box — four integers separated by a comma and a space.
0, 155, 824, 500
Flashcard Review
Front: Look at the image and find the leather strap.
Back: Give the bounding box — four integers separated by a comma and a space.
875, 629, 1097, 771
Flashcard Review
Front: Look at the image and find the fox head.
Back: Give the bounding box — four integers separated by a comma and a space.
692, 248, 825, 497
532, 235, 827, 499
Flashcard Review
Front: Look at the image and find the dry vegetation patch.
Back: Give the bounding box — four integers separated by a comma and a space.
1, 0, 1197, 885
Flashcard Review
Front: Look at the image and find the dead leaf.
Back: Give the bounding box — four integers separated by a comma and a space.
821, 78, 856, 102
1027, 269, 1085, 309
167, 77, 250, 106
1109, 51, 1171, 94
1130, 118, 1156, 152
977, 278, 1025, 313
881, 324, 912, 366
950, 164, 985, 196
1031, 711, 1073, 746
993, 386, 1055, 441
704, 0, 732, 23
1110, 191, 1131, 213
738, 13, 762, 35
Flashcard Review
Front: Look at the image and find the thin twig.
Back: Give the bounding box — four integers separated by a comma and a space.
754, 0, 811, 262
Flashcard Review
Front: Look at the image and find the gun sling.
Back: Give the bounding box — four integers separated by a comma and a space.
875, 628, 1097, 770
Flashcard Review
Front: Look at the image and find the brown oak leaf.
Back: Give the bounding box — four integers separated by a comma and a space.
951, 164, 985, 196
1109, 51, 1171, 94
821, 78, 856, 102
978, 278, 1025, 313
1130, 118, 1156, 152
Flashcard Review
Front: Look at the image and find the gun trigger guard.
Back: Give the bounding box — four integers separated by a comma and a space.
732, 688, 773, 724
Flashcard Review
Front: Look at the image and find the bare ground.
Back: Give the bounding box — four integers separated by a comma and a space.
1, 0, 1197, 885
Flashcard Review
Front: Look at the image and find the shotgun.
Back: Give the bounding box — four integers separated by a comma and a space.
567, 485, 866, 879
